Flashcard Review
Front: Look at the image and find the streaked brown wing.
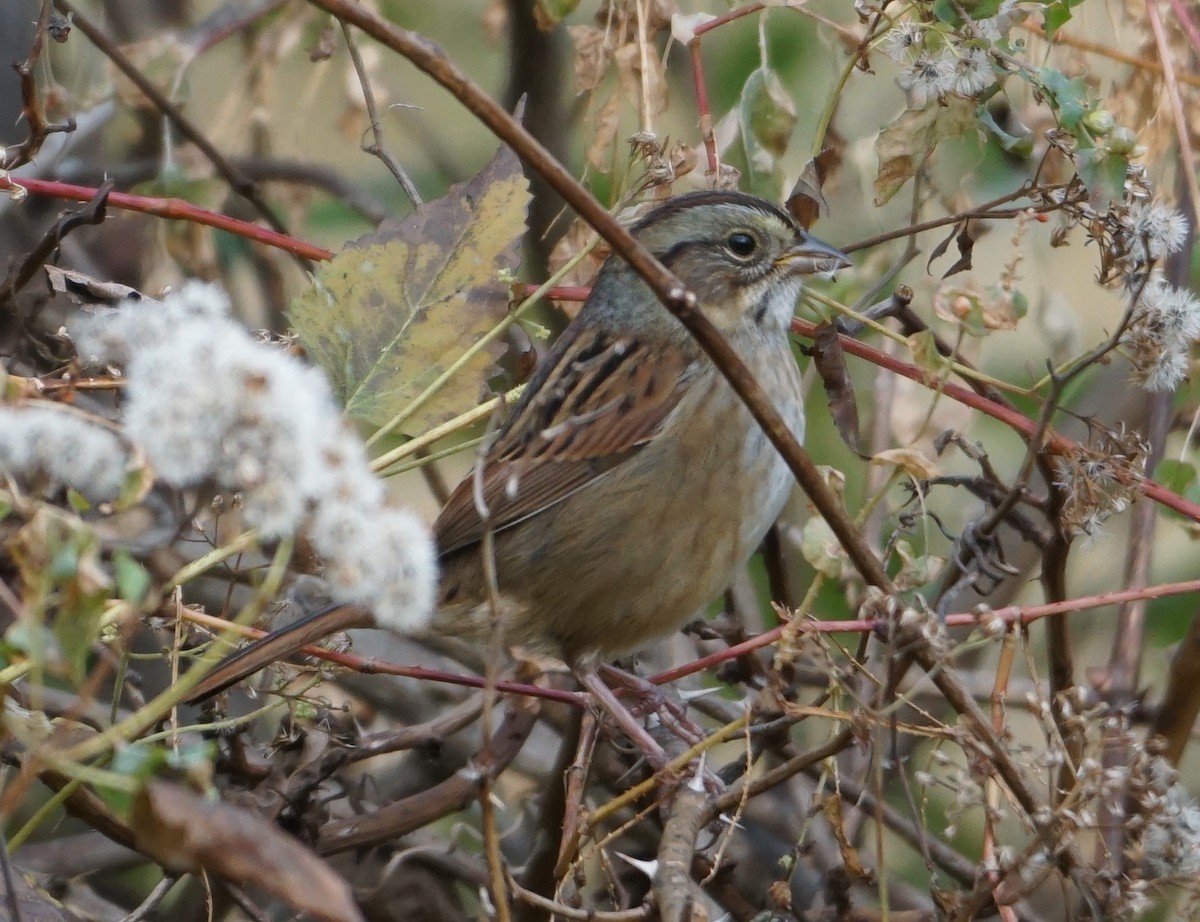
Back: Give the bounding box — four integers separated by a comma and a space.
434, 327, 692, 557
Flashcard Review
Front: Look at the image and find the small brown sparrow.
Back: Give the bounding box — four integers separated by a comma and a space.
190, 190, 849, 719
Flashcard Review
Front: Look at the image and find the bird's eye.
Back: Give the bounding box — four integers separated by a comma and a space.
726, 231, 757, 258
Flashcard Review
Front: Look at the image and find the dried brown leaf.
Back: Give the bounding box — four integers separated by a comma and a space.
871, 447, 941, 480
614, 41, 668, 120
926, 220, 975, 278
874, 98, 976, 206
288, 144, 530, 433
822, 795, 871, 881
787, 146, 839, 230
569, 25, 611, 93
46, 266, 145, 305
547, 217, 608, 318
586, 92, 623, 172
811, 322, 862, 455
133, 780, 364, 922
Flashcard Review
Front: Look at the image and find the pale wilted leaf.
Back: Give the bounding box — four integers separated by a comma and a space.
671, 11, 716, 43
892, 538, 944, 591
289, 145, 529, 433
871, 447, 941, 480
739, 65, 797, 195
111, 36, 192, 112
799, 516, 846, 578
133, 780, 364, 922
874, 97, 976, 205
905, 329, 951, 377
569, 24, 610, 92
933, 284, 1021, 333
742, 66, 796, 157
614, 42, 668, 120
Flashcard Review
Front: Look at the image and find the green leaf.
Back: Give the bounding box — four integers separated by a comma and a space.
799, 517, 846, 578
934, 0, 1004, 23
535, 0, 581, 26
1037, 67, 1089, 131
1010, 289, 1029, 320
738, 65, 797, 195
113, 549, 151, 604
54, 592, 106, 685
906, 330, 952, 376
1154, 459, 1197, 496
288, 145, 530, 434
112, 742, 165, 779
874, 97, 977, 205
1074, 147, 1128, 210
1043, 0, 1086, 40
978, 107, 1033, 155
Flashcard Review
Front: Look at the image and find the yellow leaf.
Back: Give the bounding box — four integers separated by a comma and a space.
871, 447, 941, 480
288, 146, 530, 434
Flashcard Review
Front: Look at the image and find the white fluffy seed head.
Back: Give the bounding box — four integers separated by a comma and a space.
308, 501, 437, 632
0, 405, 132, 503
68, 281, 437, 629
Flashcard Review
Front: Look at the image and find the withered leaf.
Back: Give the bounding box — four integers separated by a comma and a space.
905, 329, 951, 377
926, 222, 959, 273
822, 795, 871, 881
926, 220, 975, 278
46, 266, 144, 305
569, 24, 611, 94
811, 322, 863, 456
871, 447, 941, 480
133, 780, 364, 922
874, 97, 976, 206
944, 223, 976, 277
289, 145, 529, 434
786, 146, 839, 230
586, 91, 622, 172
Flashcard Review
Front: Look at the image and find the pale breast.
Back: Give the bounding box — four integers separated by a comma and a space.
436, 347, 805, 663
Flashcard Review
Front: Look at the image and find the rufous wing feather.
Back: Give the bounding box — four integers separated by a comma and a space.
435, 328, 693, 557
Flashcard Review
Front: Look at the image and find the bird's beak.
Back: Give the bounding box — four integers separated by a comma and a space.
776, 236, 852, 276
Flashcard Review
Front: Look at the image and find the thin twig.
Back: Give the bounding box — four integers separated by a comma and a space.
339, 20, 423, 207
1146, 0, 1200, 222
53, 0, 310, 271
4, 0, 76, 170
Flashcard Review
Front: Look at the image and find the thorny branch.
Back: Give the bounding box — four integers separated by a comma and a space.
4, 0, 76, 170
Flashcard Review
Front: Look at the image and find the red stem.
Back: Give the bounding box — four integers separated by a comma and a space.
649, 578, 1200, 686
790, 317, 1200, 524
0, 175, 334, 263
689, 41, 719, 178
